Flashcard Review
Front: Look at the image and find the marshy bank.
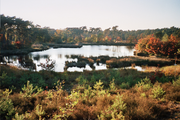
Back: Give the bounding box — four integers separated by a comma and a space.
0, 43, 82, 56
64, 55, 176, 72
46, 43, 83, 48
0, 44, 49, 56
106, 56, 175, 68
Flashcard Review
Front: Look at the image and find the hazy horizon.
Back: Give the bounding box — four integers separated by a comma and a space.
1, 0, 180, 30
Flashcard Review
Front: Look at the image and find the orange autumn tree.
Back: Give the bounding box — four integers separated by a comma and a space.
145, 36, 161, 55
159, 34, 179, 56
135, 35, 153, 53
135, 34, 180, 57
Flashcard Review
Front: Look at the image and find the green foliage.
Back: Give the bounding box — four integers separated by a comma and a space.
13, 113, 25, 120
19, 73, 46, 88
120, 82, 130, 89
75, 75, 88, 85
157, 76, 171, 83
61, 71, 69, 81
111, 94, 126, 112
46, 90, 53, 99
20, 81, 43, 98
0, 71, 13, 88
35, 104, 45, 120
53, 96, 78, 120
152, 84, 165, 99
162, 33, 169, 42
54, 80, 65, 92
19, 74, 30, 86
108, 70, 121, 81
68, 90, 81, 101
93, 80, 110, 98
109, 79, 117, 91
82, 85, 95, 102
140, 92, 146, 98
98, 93, 126, 120
123, 75, 136, 87
173, 76, 180, 86
114, 75, 137, 88
94, 80, 104, 91
90, 75, 96, 84
136, 77, 153, 92
0, 89, 15, 119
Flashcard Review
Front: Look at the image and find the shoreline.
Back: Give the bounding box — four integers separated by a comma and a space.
82, 43, 135, 46
0, 43, 134, 56
0, 47, 49, 56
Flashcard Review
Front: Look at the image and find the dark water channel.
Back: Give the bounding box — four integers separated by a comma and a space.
2, 45, 139, 72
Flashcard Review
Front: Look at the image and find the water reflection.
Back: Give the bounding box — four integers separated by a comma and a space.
126, 46, 134, 52
4, 45, 135, 72
2, 55, 36, 70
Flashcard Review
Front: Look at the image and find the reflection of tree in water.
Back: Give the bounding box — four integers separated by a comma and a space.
65, 54, 80, 59
58, 54, 62, 58
41, 55, 49, 59
18, 55, 36, 70
112, 46, 121, 53
33, 54, 49, 61
33, 54, 40, 61
126, 46, 134, 52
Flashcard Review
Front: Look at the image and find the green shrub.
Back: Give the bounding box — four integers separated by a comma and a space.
98, 93, 126, 120
108, 70, 121, 81
0, 71, 13, 88
120, 82, 130, 89
140, 92, 146, 98
82, 85, 95, 102
61, 71, 69, 81
20, 81, 43, 98
157, 76, 171, 83
35, 104, 45, 120
0, 89, 15, 119
19, 74, 30, 87
109, 79, 117, 91
152, 84, 165, 99
90, 75, 96, 84
173, 76, 180, 86
53, 99, 78, 120
136, 77, 153, 92
93, 80, 107, 97
75, 75, 88, 85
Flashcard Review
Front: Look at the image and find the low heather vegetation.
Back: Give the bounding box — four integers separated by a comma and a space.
0, 64, 180, 119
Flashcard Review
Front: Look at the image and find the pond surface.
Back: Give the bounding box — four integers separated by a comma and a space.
4, 45, 135, 72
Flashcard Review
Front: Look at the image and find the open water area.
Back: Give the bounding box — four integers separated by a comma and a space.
2, 45, 144, 72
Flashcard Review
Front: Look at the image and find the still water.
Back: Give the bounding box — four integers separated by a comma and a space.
5, 45, 135, 72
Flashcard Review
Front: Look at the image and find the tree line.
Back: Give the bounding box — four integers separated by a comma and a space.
0, 15, 51, 49
1, 14, 180, 49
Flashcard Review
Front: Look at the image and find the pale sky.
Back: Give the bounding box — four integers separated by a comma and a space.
1, 0, 180, 30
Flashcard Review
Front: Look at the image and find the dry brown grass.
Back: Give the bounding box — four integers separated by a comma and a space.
161, 65, 180, 76
121, 89, 167, 120
106, 56, 173, 69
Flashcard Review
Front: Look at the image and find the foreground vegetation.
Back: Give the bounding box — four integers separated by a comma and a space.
0, 64, 180, 119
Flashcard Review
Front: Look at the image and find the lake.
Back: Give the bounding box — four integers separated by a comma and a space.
4, 45, 136, 72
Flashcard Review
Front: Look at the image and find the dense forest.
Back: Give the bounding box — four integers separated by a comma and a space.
1, 14, 180, 49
